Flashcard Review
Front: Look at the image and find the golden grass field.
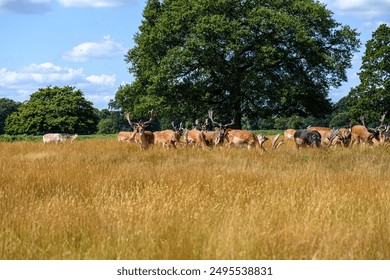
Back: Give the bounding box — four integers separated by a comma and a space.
1, 137, 390, 260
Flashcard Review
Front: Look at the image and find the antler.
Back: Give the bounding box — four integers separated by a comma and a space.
208, 109, 235, 128
142, 109, 155, 126
125, 112, 138, 127
271, 133, 284, 149
378, 111, 387, 129
172, 121, 183, 131
327, 128, 340, 147
359, 115, 366, 127
208, 109, 222, 127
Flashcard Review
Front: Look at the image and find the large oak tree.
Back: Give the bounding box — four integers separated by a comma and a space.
119, 0, 360, 127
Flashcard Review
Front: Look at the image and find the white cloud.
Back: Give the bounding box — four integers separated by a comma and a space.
0, 62, 117, 109
58, 0, 135, 8
86, 74, 115, 86
321, 0, 390, 18
62, 35, 126, 62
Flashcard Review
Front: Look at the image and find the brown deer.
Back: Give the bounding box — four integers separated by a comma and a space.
154, 122, 184, 148
224, 129, 269, 151
382, 126, 390, 144
376, 112, 388, 144
117, 131, 135, 142
327, 128, 352, 147
351, 115, 381, 146
206, 109, 235, 147
185, 119, 208, 148
284, 129, 296, 140
125, 110, 155, 150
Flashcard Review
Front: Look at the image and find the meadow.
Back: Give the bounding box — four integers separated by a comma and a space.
1, 137, 390, 259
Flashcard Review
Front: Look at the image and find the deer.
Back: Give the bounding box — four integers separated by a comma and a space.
125, 110, 155, 150
307, 126, 332, 145
327, 128, 352, 147
376, 111, 388, 144
42, 133, 66, 144
350, 115, 381, 146
293, 129, 322, 149
64, 133, 78, 143
224, 129, 269, 151
154, 122, 184, 148
205, 109, 235, 147
117, 131, 135, 142
382, 126, 390, 144
284, 129, 296, 140
185, 119, 208, 148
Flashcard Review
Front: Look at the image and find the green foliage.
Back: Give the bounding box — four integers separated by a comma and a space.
347, 24, 390, 125
97, 118, 117, 134
0, 98, 21, 134
118, 0, 360, 127
0, 134, 40, 142
4, 86, 99, 135
329, 96, 352, 127
97, 109, 130, 134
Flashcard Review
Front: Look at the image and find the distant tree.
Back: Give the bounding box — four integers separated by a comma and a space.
329, 96, 351, 127
0, 98, 21, 134
97, 109, 129, 134
5, 86, 99, 135
347, 24, 390, 126
119, 0, 360, 128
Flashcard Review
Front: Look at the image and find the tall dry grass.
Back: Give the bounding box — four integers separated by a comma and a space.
1, 138, 390, 259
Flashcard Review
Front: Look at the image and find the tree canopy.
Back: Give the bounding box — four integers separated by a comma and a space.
5, 86, 99, 135
347, 24, 390, 126
118, 0, 360, 127
0, 98, 21, 134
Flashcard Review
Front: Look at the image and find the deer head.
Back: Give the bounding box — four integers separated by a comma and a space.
125, 110, 155, 135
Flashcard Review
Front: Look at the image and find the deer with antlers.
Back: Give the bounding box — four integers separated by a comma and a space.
327, 128, 352, 147
125, 110, 155, 150
350, 114, 383, 146
185, 119, 208, 148
206, 109, 235, 147
224, 129, 272, 151
376, 111, 389, 144
154, 122, 184, 148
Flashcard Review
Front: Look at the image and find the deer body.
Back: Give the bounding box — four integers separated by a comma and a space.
224, 129, 268, 150
284, 129, 296, 140
329, 128, 352, 147
186, 129, 207, 147
351, 125, 378, 146
204, 128, 225, 147
294, 130, 322, 148
117, 131, 135, 142
43, 133, 66, 144
154, 130, 181, 148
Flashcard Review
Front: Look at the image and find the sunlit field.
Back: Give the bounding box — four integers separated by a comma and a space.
1, 138, 390, 259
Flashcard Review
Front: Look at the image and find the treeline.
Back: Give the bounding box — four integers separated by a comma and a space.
1, 2, 389, 135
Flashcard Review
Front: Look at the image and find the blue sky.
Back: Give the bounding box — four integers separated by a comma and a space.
0, 0, 389, 110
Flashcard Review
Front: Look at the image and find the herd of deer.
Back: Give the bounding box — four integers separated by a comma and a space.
118, 109, 280, 150
41, 111, 389, 150
119, 109, 388, 151
287, 112, 390, 149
